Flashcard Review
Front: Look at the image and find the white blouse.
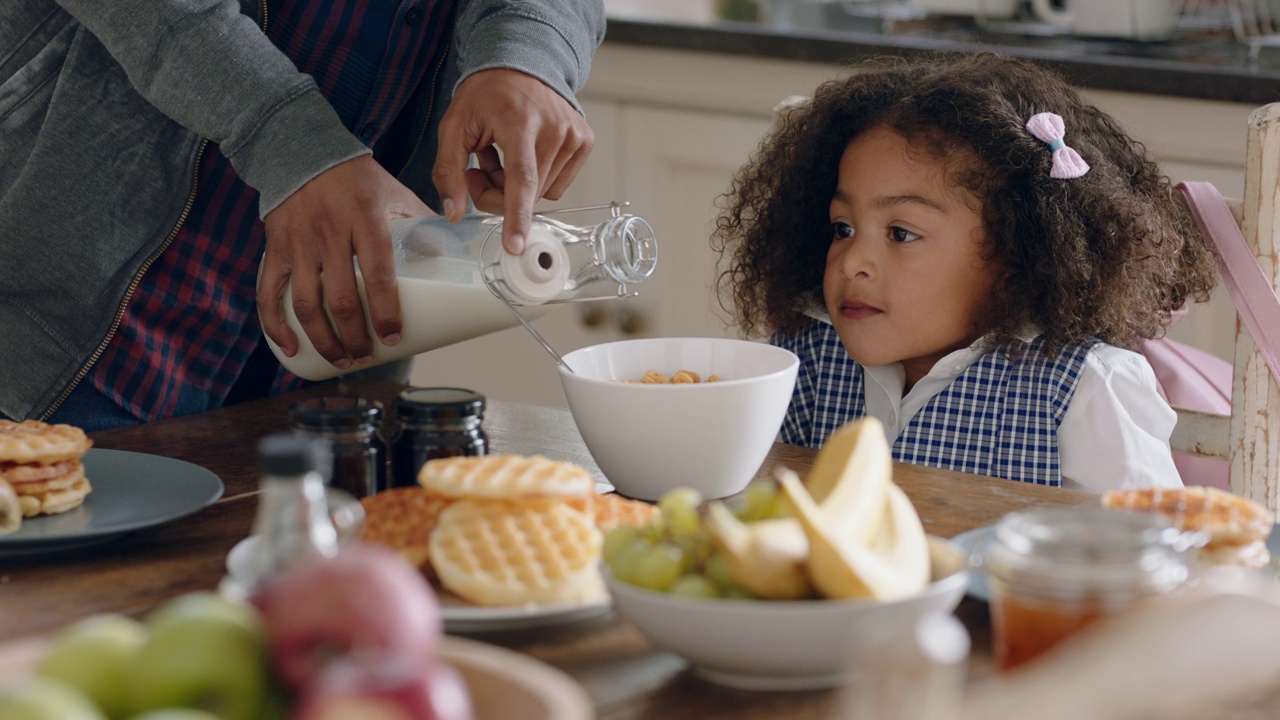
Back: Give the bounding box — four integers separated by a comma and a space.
860, 341, 1184, 493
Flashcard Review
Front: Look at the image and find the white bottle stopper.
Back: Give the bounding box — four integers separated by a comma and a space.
496, 228, 571, 304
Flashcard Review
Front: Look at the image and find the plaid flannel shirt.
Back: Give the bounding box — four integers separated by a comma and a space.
91, 0, 456, 421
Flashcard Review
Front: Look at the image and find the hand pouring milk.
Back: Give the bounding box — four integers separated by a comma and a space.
262, 211, 657, 381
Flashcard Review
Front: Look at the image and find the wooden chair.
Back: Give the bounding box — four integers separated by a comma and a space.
1170, 104, 1280, 512
772, 97, 1280, 510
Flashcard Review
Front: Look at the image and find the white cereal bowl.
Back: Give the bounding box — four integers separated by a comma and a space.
604, 537, 969, 691
557, 337, 799, 501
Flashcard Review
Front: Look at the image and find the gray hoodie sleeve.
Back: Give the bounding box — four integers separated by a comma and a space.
453, 0, 607, 113
53, 0, 606, 216
54, 0, 371, 216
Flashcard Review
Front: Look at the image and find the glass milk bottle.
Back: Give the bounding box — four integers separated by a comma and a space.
263, 205, 658, 380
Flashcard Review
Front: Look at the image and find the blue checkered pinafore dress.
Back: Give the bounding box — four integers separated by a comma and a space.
773, 320, 1094, 487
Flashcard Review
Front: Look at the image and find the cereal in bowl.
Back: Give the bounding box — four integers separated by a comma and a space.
631, 369, 721, 384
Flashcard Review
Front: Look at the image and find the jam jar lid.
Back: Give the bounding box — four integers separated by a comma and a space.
987, 506, 1197, 598
395, 387, 486, 422
289, 395, 383, 431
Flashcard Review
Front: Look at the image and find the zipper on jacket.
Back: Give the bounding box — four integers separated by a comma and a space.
41, 9, 270, 421
40, 139, 209, 420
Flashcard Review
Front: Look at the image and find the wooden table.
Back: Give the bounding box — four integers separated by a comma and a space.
0, 380, 1091, 719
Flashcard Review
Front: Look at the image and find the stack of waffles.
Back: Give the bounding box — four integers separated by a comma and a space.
359, 453, 658, 605
0, 420, 94, 535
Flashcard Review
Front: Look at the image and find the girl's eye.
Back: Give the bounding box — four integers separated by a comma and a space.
889, 226, 921, 243
831, 222, 854, 240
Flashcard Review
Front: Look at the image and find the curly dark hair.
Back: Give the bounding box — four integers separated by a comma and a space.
712, 52, 1218, 353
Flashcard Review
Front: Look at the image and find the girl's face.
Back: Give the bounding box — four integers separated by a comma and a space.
824, 126, 999, 390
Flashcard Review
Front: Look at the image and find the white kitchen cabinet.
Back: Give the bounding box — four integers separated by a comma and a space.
616, 106, 774, 339
412, 43, 1257, 405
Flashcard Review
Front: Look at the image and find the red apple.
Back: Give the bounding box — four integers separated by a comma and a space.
252, 543, 442, 691
290, 652, 473, 720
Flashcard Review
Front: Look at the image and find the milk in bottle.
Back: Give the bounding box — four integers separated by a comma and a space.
261, 210, 657, 381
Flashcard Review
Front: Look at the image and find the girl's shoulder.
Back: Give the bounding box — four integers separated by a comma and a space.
996, 335, 1145, 368
1081, 342, 1158, 383
1064, 341, 1165, 413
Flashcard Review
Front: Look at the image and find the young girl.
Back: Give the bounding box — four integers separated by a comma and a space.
713, 53, 1218, 492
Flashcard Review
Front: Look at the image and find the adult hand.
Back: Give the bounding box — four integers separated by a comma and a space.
432, 69, 594, 254
259, 155, 432, 369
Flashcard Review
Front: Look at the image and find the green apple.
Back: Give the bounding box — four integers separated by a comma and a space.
129, 592, 271, 720
124, 710, 222, 720
145, 592, 263, 639
36, 613, 148, 719
0, 676, 106, 720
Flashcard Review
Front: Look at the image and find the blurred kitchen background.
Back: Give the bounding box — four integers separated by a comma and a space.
410, 0, 1280, 406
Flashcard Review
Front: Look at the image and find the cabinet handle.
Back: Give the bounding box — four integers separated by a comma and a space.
617, 307, 647, 336
579, 304, 609, 328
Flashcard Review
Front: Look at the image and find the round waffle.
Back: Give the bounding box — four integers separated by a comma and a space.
418, 454, 593, 500
1102, 486, 1275, 567
1102, 486, 1273, 547
18, 477, 92, 518
0, 420, 91, 464
3, 460, 84, 495
360, 486, 454, 573
566, 492, 659, 533
429, 498, 604, 606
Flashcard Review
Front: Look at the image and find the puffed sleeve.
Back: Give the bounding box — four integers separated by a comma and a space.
1058, 345, 1183, 492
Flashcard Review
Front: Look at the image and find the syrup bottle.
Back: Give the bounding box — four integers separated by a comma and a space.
242, 434, 342, 594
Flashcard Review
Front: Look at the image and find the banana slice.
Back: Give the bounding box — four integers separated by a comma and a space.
778, 468, 930, 602
0, 479, 21, 535
703, 502, 813, 600
806, 417, 892, 546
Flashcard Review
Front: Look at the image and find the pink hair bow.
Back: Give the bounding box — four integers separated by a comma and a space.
1025, 112, 1090, 180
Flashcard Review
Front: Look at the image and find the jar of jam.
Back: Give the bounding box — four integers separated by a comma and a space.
987, 506, 1195, 672
390, 387, 487, 489
288, 395, 386, 498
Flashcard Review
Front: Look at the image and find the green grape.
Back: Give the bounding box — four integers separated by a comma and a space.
609, 538, 653, 585
668, 574, 722, 598
723, 584, 760, 600
675, 535, 711, 574
639, 515, 668, 543
657, 487, 703, 525
762, 492, 793, 520
665, 505, 703, 539
738, 480, 778, 522
632, 542, 686, 591
602, 524, 643, 564
703, 549, 736, 590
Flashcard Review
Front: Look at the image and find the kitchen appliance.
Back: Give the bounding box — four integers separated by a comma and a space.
1029, 0, 1179, 39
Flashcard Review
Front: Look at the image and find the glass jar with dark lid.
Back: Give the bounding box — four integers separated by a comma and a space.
391, 387, 488, 489
288, 395, 385, 498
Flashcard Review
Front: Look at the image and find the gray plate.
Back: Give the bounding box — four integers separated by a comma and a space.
0, 448, 224, 557
950, 522, 1280, 602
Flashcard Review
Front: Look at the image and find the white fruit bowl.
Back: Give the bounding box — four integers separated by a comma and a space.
557, 337, 799, 501
603, 537, 969, 691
